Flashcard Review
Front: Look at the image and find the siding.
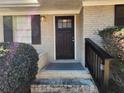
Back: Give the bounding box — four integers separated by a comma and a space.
83, 5, 114, 46
33, 16, 54, 62
82, 5, 114, 66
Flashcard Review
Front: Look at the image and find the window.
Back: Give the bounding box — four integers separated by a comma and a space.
14, 16, 32, 43
3, 15, 41, 44
58, 19, 72, 28
115, 5, 124, 26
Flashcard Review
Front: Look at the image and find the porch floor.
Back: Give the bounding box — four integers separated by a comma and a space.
42, 63, 84, 70
36, 62, 90, 79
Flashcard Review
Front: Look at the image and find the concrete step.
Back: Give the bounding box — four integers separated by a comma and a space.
32, 63, 99, 93
52, 60, 80, 63
36, 68, 91, 79
36, 63, 91, 79
31, 79, 99, 93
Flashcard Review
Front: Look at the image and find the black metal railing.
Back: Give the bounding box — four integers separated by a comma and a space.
85, 38, 113, 92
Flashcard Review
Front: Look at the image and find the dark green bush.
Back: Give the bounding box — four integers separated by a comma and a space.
0, 43, 38, 93
98, 26, 124, 93
98, 26, 124, 61
98, 26, 117, 37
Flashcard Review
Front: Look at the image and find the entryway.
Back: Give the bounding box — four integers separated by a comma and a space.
32, 62, 99, 93
55, 16, 74, 59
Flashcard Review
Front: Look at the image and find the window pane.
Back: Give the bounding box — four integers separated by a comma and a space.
67, 21, 72, 28
58, 19, 72, 28
14, 16, 31, 43
16, 16, 31, 30
58, 21, 63, 28
68, 19, 72, 28
63, 20, 67, 28
14, 30, 31, 43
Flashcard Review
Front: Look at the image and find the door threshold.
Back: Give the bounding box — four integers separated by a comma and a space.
51, 60, 80, 63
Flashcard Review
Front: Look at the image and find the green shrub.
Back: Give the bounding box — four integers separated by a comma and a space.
98, 26, 124, 93
98, 26, 124, 61
0, 43, 38, 93
98, 26, 124, 38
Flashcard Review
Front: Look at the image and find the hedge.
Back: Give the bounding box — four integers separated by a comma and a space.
0, 42, 38, 93
98, 26, 124, 93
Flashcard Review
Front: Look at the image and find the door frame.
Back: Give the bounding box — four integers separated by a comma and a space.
53, 15, 77, 60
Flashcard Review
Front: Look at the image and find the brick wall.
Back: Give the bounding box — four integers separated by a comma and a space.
82, 5, 114, 65
83, 5, 114, 45
33, 16, 55, 62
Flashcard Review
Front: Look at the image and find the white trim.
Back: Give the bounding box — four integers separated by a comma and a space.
0, 10, 80, 16
53, 15, 55, 61
0, 0, 38, 4
82, 0, 124, 6
0, 0, 39, 7
0, 4, 40, 7
74, 15, 77, 60
1, 17, 4, 42
54, 15, 76, 60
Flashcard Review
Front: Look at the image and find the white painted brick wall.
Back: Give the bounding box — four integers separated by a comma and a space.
37, 16, 54, 62
83, 5, 114, 46
81, 5, 114, 65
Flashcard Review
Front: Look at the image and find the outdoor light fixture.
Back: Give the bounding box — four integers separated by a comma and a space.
41, 16, 46, 21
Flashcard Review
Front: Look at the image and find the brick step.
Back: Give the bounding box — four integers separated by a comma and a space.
31, 79, 99, 93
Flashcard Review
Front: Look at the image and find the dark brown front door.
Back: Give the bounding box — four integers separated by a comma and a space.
55, 16, 74, 59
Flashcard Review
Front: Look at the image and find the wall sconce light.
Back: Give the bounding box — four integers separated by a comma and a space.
41, 16, 46, 21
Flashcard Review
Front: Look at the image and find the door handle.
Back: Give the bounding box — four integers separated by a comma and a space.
72, 40, 75, 42
72, 37, 74, 42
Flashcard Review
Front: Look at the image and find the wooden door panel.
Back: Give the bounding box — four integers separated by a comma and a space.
56, 16, 74, 59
